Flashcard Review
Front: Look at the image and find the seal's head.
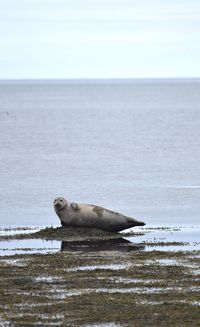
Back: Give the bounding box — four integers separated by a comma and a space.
53, 197, 68, 212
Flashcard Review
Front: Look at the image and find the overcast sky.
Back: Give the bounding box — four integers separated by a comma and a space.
0, 0, 200, 79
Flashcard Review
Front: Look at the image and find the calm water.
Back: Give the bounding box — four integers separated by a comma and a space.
0, 79, 200, 228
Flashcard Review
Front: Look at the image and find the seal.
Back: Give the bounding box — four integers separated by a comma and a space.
53, 197, 145, 232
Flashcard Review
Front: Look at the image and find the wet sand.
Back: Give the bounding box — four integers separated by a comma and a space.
0, 226, 199, 326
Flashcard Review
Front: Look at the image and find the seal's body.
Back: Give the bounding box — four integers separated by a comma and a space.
53, 197, 145, 232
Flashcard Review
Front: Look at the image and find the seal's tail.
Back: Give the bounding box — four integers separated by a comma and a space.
127, 218, 145, 227
136, 221, 146, 226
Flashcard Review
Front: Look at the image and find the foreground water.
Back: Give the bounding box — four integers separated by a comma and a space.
0, 79, 200, 227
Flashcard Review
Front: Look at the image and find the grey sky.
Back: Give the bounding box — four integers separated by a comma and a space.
0, 0, 200, 78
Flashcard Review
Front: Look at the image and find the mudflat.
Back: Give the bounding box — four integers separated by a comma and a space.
0, 226, 199, 326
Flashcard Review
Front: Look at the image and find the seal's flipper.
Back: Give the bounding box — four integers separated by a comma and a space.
70, 202, 79, 211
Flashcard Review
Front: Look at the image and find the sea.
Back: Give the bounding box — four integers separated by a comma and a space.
0, 79, 200, 228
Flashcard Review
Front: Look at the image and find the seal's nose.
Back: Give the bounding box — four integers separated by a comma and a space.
54, 198, 58, 206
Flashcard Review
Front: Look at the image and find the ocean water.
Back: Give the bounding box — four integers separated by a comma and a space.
0, 79, 200, 228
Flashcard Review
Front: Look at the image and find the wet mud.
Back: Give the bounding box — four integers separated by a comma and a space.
0, 226, 199, 326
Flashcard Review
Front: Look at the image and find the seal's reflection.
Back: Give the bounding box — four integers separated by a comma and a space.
61, 238, 145, 252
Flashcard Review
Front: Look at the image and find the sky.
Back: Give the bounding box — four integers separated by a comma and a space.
0, 0, 200, 79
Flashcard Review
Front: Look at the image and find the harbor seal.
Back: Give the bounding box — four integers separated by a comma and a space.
53, 197, 145, 232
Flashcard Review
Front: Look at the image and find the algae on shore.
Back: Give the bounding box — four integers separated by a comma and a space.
0, 226, 121, 242
0, 227, 199, 326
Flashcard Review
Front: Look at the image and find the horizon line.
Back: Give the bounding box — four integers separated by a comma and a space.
0, 76, 200, 82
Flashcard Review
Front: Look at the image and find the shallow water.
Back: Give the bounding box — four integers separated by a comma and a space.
0, 79, 200, 228
0, 226, 199, 256
0, 238, 60, 256
125, 227, 200, 251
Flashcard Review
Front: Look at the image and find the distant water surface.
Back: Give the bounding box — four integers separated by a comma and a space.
0, 79, 200, 227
